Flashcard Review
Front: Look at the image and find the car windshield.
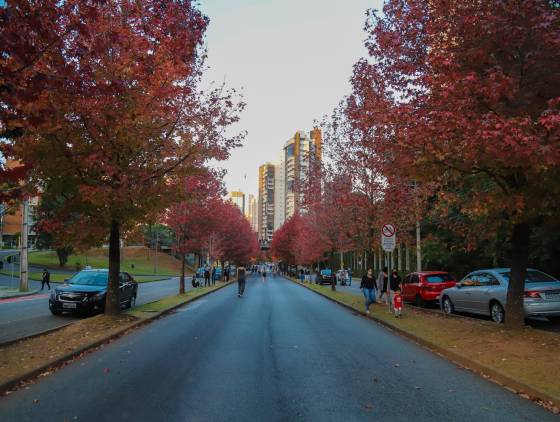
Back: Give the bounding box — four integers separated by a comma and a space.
425, 274, 454, 283
499, 270, 558, 284
68, 271, 108, 286
321, 269, 332, 275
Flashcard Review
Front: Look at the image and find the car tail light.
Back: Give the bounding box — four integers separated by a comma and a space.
525, 291, 542, 299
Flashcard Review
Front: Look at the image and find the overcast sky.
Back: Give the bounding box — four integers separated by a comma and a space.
198, 0, 381, 197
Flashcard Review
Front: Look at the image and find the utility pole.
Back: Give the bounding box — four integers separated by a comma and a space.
0, 204, 5, 248
416, 220, 422, 272
19, 198, 29, 292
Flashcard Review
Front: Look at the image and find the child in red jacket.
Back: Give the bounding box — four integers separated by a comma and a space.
393, 288, 403, 318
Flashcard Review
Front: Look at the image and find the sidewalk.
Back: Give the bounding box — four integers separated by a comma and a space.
0, 287, 39, 300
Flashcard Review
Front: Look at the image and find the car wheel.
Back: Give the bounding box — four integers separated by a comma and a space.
50, 308, 62, 316
490, 302, 505, 324
415, 294, 426, 308
442, 296, 454, 315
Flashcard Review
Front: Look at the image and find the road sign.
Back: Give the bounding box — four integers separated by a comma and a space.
381, 224, 396, 252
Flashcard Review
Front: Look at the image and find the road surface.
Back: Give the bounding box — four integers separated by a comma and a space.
0, 276, 193, 344
0, 274, 555, 421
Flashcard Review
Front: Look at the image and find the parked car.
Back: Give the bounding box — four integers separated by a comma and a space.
316, 269, 336, 285
440, 268, 560, 323
49, 269, 138, 316
402, 271, 456, 307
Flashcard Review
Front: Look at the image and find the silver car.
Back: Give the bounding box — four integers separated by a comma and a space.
440, 268, 560, 323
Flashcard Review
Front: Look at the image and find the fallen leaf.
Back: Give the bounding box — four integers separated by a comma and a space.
393, 363, 400, 368
103, 368, 110, 374
373, 377, 379, 383
364, 403, 374, 410
33, 399, 39, 404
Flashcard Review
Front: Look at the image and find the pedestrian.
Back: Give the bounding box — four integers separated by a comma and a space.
360, 268, 377, 315
191, 274, 200, 288
41, 268, 51, 291
390, 269, 402, 294
225, 265, 230, 282
347, 268, 353, 286
377, 266, 389, 303
393, 288, 403, 318
204, 267, 210, 287
211, 266, 216, 285
262, 267, 267, 282
237, 265, 246, 297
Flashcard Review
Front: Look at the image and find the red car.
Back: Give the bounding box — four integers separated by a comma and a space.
401, 271, 456, 307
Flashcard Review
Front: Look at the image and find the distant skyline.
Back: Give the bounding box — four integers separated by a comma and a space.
198, 0, 381, 197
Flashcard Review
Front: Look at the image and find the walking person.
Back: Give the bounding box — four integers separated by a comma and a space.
237, 265, 246, 297
360, 268, 377, 315
390, 269, 402, 294
204, 267, 210, 287
377, 266, 389, 303
347, 268, 353, 286
211, 266, 216, 285
41, 268, 51, 291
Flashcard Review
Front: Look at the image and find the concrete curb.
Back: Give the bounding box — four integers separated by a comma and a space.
0, 289, 40, 300
286, 277, 560, 411
0, 280, 235, 395
0, 323, 74, 349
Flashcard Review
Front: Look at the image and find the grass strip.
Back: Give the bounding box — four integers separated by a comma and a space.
292, 278, 560, 413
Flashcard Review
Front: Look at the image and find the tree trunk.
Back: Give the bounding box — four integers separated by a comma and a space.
179, 253, 186, 294
505, 223, 531, 329
105, 219, 121, 316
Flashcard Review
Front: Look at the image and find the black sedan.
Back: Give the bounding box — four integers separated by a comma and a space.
49, 269, 138, 316
316, 269, 336, 285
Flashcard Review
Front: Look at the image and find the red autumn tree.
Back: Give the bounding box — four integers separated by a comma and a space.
166, 172, 224, 293
1, 1, 244, 314
345, 0, 560, 328
271, 214, 304, 266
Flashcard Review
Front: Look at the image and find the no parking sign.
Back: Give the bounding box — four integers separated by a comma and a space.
381, 224, 396, 252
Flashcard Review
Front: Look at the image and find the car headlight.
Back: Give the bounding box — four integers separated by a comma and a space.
90, 293, 105, 301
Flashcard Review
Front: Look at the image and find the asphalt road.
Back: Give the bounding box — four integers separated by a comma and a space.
0, 274, 556, 422
0, 276, 194, 344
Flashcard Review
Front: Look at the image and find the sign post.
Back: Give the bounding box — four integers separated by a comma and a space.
381, 224, 396, 312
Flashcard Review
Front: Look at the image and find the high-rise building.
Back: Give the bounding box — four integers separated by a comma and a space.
247, 194, 258, 233
228, 191, 245, 215
273, 151, 286, 230
256, 128, 322, 242
258, 163, 276, 244
282, 128, 322, 220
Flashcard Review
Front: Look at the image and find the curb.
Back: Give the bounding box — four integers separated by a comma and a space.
0, 323, 74, 349
0, 289, 40, 300
0, 280, 235, 395
286, 277, 560, 411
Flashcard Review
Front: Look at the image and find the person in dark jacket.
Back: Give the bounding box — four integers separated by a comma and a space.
360, 268, 377, 315
204, 267, 210, 287
390, 269, 402, 292
41, 268, 51, 291
237, 266, 247, 297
